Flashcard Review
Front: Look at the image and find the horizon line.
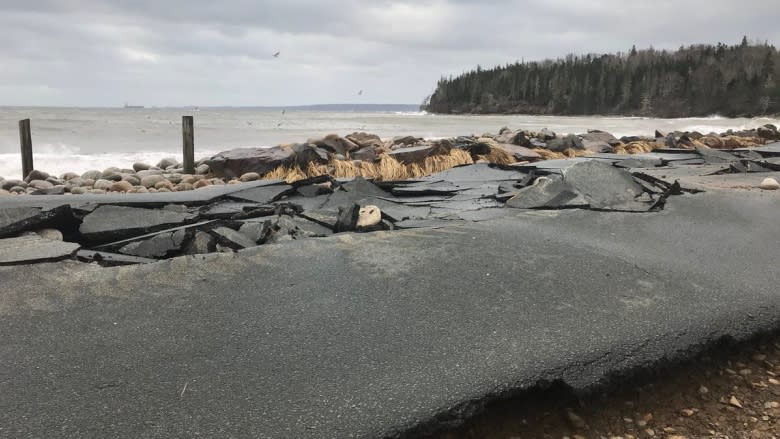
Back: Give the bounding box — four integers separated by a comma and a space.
0, 103, 421, 110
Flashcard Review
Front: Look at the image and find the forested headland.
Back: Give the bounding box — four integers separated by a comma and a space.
422, 38, 779, 118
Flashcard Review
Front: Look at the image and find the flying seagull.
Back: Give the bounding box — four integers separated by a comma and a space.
273, 51, 280, 58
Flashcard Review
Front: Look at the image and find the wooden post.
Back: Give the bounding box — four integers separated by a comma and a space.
182, 116, 195, 174
18, 119, 33, 180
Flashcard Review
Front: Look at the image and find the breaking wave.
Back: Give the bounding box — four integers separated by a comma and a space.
0, 148, 223, 180
394, 110, 430, 116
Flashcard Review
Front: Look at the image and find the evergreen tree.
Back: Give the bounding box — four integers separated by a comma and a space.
423, 40, 780, 117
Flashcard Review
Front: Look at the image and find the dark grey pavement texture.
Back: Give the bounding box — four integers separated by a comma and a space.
0, 190, 779, 438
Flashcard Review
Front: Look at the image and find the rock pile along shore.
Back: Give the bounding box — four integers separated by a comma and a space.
1, 123, 779, 197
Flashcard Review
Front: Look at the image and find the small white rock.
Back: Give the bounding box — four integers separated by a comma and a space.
759, 177, 779, 190
357, 205, 382, 227
35, 229, 64, 241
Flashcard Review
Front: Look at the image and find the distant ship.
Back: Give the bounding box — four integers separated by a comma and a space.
123, 103, 144, 109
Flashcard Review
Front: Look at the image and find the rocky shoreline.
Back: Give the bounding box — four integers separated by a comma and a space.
2, 124, 779, 197
1, 124, 779, 267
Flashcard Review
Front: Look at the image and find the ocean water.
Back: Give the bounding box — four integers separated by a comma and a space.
1, 106, 778, 179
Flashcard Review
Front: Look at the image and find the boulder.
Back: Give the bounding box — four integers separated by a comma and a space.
206, 146, 295, 178
181, 175, 202, 185
133, 162, 151, 172
28, 180, 54, 190
388, 143, 452, 164
165, 173, 184, 184
194, 180, 212, 189
392, 135, 422, 147
101, 169, 123, 181
110, 181, 133, 192
1, 179, 25, 191
759, 177, 779, 190
0, 189, 9, 196
240, 172, 261, 182
60, 172, 79, 181
351, 145, 378, 162
311, 135, 359, 156
24, 170, 50, 183
70, 187, 87, 195
545, 134, 584, 152
529, 139, 547, 149
580, 132, 618, 153
537, 128, 556, 141
290, 143, 329, 166
136, 169, 164, 179
122, 175, 141, 186
346, 132, 384, 149
157, 158, 179, 169
700, 136, 725, 149
357, 205, 382, 228
93, 179, 114, 191
154, 180, 175, 191
81, 170, 103, 181
493, 142, 541, 161
496, 130, 531, 148
175, 183, 194, 192
581, 140, 614, 153
757, 125, 780, 141
141, 174, 167, 188
46, 176, 64, 186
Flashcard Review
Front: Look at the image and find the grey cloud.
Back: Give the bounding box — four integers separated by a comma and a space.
0, 0, 777, 106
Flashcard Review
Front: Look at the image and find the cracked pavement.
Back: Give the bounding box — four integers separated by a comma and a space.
0, 190, 779, 438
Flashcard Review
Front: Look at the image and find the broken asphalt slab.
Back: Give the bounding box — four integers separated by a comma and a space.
0, 205, 76, 239
0, 234, 80, 265
79, 205, 198, 244
0, 179, 288, 210
506, 161, 657, 212
735, 141, 780, 157
1, 191, 779, 438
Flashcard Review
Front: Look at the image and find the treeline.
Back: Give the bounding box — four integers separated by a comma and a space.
423, 38, 780, 118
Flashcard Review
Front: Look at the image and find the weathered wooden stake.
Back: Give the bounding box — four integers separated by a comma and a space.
18, 119, 33, 180
182, 116, 195, 174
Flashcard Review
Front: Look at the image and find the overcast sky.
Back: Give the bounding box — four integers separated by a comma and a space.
1, 0, 778, 107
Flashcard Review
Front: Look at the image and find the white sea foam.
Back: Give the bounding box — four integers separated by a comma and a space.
393, 110, 430, 116
0, 150, 223, 181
